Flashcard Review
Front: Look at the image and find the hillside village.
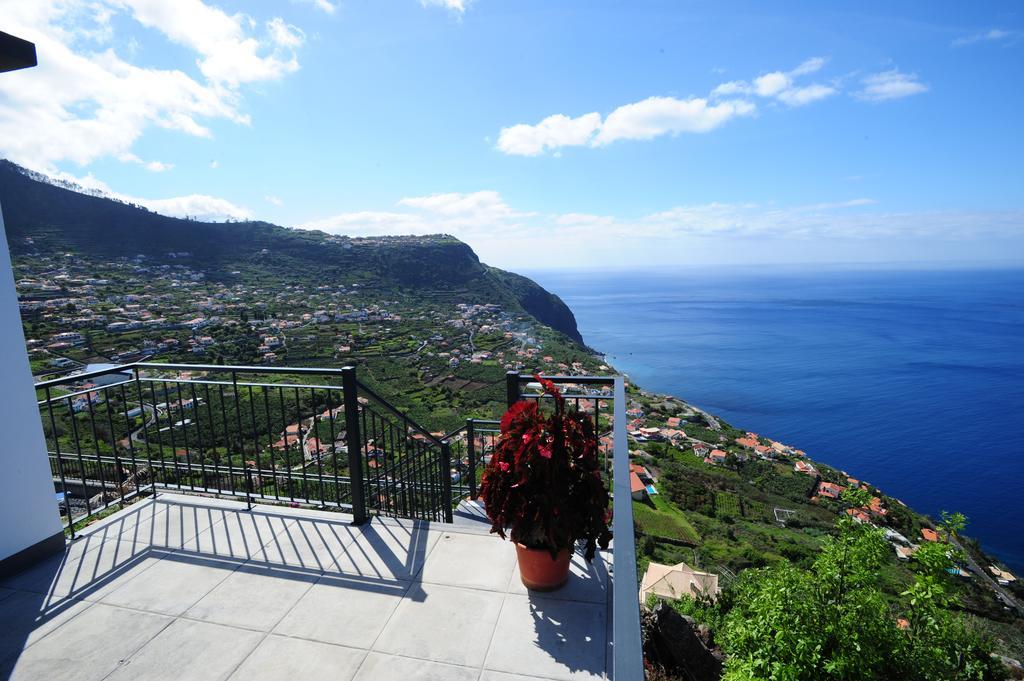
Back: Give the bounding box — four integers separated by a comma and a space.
18, 247, 557, 370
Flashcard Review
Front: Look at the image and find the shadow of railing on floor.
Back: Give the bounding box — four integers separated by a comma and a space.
0, 496, 440, 678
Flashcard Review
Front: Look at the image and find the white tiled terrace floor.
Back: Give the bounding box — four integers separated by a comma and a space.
0, 493, 613, 681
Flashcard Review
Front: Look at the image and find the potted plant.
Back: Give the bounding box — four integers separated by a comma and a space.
479, 375, 612, 590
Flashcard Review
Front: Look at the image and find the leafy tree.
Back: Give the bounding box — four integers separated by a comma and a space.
716, 512, 1006, 681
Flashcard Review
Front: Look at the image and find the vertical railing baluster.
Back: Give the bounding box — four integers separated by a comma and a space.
45, 387, 74, 536
311, 388, 326, 507
278, 386, 293, 503
119, 382, 137, 501
66, 396, 91, 519
161, 381, 180, 489
219, 383, 233, 495
441, 441, 453, 523
327, 392, 340, 507
293, 386, 309, 505
263, 386, 280, 501
134, 368, 155, 496
248, 384, 261, 502
232, 372, 246, 497
85, 391, 107, 507
177, 381, 195, 491
190, 381, 207, 492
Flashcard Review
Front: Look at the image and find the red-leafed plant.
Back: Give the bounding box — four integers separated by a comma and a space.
480, 375, 612, 561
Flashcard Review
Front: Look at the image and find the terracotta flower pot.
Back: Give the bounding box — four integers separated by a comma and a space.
515, 543, 571, 591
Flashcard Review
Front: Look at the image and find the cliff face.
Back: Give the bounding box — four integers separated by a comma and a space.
486, 267, 584, 345
0, 160, 585, 344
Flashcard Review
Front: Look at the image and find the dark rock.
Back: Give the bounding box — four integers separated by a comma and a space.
642, 603, 724, 681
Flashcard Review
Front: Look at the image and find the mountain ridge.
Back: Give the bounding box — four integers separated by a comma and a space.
0, 160, 584, 344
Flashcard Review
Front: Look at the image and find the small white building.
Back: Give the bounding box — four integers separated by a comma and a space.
640, 561, 720, 603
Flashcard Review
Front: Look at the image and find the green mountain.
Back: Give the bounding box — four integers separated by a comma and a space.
0, 160, 584, 344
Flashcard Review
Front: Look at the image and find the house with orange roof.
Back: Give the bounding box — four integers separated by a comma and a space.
661, 428, 685, 441
816, 481, 845, 500
630, 472, 648, 501
868, 497, 887, 516
666, 417, 681, 428
794, 460, 818, 476
846, 508, 871, 524
921, 528, 940, 542
735, 436, 758, 449
704, 449, 728, 466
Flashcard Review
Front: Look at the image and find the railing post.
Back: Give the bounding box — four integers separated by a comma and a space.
466, 418, 477, 500
505, 371, 521, 408
440, 441, 454, 523
611, 375, 644, 680
341, 366, 367, 525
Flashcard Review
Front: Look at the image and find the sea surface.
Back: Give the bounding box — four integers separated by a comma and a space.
525, 267, 1024, 573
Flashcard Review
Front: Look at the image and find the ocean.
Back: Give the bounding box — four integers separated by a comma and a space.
525, 267, 1024, 573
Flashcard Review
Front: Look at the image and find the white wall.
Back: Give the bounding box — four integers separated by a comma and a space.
0, 202, 63, 562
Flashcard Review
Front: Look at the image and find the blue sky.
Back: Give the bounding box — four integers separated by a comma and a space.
2, 0, 1022, 268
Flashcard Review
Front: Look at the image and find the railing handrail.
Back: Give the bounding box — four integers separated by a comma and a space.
34, 361, 350, 390
34, 363, 136, 389
513, 373, 616, 386
439, 418, 500, 443
349, 376, 445, 448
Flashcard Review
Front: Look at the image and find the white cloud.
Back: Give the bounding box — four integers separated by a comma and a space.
114, 0, 301, 87
265, 195, 284, 206
420, 0, 470, 13
144, 160, 174, 172
302, 190, 526, 236
498, 57, 842, 156
267, 18, 305, 50
594, 97, 755, 145
497, 113, 601, 156
46, 169, 251, 221
210, 160, 220, 169
144, 194, 252, 221
856, 69, 928, 102
117, 152, 173, 172
711, 57, 835, 107
776, 84, 837, 106
496, 98, 754, 156
0, 0, 304, 171
791, 56, 827, 76
299, 190, 1021, 268
293, 0, 338, 14
952, 28, 1018, 47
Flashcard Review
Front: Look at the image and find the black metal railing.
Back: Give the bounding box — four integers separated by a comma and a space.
36, 362, 640, 678
440, 418, 500, 502
36, 363, 453, 535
